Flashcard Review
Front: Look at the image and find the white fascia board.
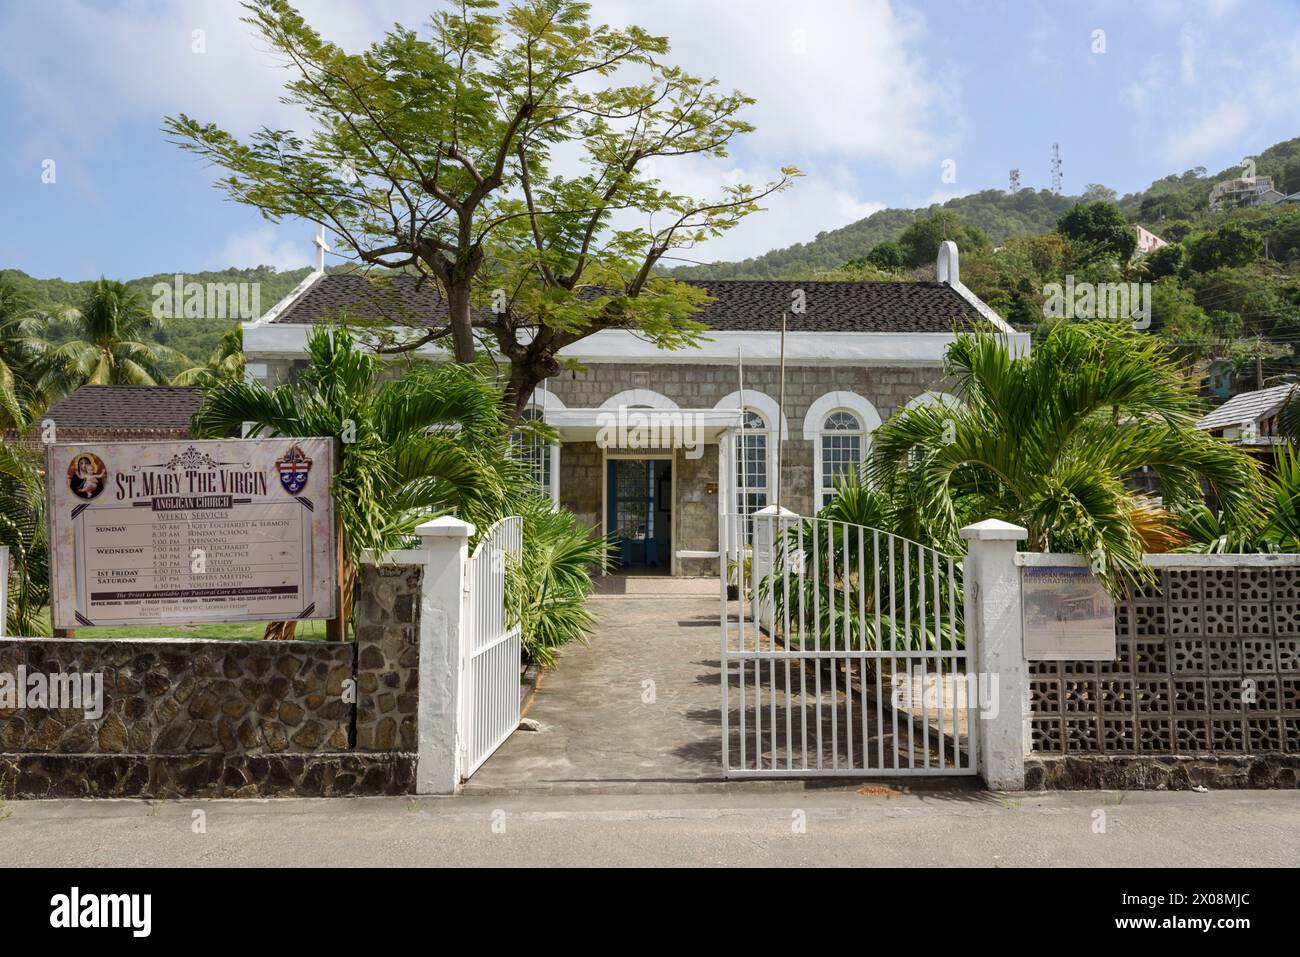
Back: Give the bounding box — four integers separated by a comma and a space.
242, 270, 325, 331
245, 323, 991, 365
245, 320, 1032, 365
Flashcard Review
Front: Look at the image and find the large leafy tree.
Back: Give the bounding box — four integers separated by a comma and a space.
191, 324, 522, 639
44, 279, 185, 393
1056, 201, 1137, 265
166, 0, 796, 413
868, 323, 1261, 586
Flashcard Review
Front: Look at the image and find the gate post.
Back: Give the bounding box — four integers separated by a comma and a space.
413, 516, 475, 795
959, 519, 1029, 791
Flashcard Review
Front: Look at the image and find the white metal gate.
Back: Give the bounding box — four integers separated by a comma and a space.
463, 515, 523, 778
721, 512, 978, 777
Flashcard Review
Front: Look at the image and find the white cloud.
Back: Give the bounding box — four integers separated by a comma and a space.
1179, 24, 1201, 85
592, 0, 958, 167
1159, 103, 1250, 166
0, 0, 952, 268
212, 227, 313, 272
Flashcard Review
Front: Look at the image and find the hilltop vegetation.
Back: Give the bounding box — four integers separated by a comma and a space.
669, 135, 1300, 281
0, 265, 314, 377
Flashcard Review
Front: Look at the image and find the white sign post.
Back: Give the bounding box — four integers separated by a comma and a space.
47, 438, 337, 630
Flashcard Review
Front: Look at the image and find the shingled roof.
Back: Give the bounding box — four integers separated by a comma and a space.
270, 274, 986, 334
43, 385, 203, 432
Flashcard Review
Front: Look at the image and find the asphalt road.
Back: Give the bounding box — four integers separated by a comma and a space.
2, 787, 1295, 867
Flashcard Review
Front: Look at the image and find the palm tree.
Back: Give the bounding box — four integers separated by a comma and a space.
0, 277, 51, 428
868, 322, 1261, 587
171, 328, 244, 386
191, 324, 521, 639
44, 279, 187, 394
0, 440, 48, 635
1181, 445, 1300, 552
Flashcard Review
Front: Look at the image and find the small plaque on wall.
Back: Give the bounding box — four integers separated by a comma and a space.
706, 482, 719, 494
1021, 565, 1116, 660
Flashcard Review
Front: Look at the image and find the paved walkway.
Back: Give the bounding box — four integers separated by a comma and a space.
466, 577, 975, 794
465, 580, 730, 793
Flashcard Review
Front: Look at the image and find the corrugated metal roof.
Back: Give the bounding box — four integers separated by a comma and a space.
1197, 383, 1294, 431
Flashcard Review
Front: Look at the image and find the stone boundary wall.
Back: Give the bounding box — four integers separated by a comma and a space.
0, 639, 353, 756
0, 563, 425, 799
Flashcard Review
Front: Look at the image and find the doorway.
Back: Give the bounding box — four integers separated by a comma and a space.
605, 458, 672, 572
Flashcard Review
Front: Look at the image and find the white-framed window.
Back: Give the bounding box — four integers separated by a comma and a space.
735, 409, 769, 518
514, 406, 555, 502
818, 410, 863, 506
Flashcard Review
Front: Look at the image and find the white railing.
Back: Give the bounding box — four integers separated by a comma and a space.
721, 511, 977, 777
463, 515, 523, 777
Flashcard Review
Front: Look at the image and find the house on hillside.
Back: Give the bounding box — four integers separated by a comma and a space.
1134, 225, 1167, 255
1197, 383, 1295, 460
243, 242, 1029, 576
1208, 175, 1286, 211
1203, 357, 1234, 400
5, 385, 204, 449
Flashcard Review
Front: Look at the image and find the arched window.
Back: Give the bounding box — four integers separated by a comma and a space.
515, 407, 553, 500
819, 410, 863, 506
735, 409, 769, 518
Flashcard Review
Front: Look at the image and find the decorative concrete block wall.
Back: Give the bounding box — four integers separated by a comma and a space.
1029, 563, 1300, 759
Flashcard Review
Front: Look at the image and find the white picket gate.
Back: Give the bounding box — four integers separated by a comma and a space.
721, 511, 978, 778
462, 515, 523, 778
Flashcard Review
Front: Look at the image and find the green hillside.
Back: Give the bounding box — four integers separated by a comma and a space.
668, 136, 1300, 280
0, 265, 315, 375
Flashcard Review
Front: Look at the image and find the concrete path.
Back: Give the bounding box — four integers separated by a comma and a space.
3, 790, 1295, 867
468, 579, 973, 793
465, 584, 729, 793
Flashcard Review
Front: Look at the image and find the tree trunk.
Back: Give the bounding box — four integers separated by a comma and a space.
505, 353, 561, 419
446, 280, 477, 364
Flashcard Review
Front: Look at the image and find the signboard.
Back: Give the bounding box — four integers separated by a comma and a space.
1021, 565, 1116, 660
47, 438, 337, 629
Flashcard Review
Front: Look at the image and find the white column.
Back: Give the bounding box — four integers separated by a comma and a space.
753, 504, 798, 630
959, 518, 1029, 791
414, 516, 475, 794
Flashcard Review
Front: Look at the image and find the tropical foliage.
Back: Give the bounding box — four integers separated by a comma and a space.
43, 279, 186, 392
495, 495, 608, 667
0, 442, 48, 635
190, 324, 607, 655
171, 328, 245, 386
866, 323, 1262, 589
191, 324, 517, 638
0, 277, 49, 428
759, 476, 961, 651
1179, 446, 1300, 553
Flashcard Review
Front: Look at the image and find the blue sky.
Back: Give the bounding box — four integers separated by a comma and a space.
1, 0, 1298, 281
